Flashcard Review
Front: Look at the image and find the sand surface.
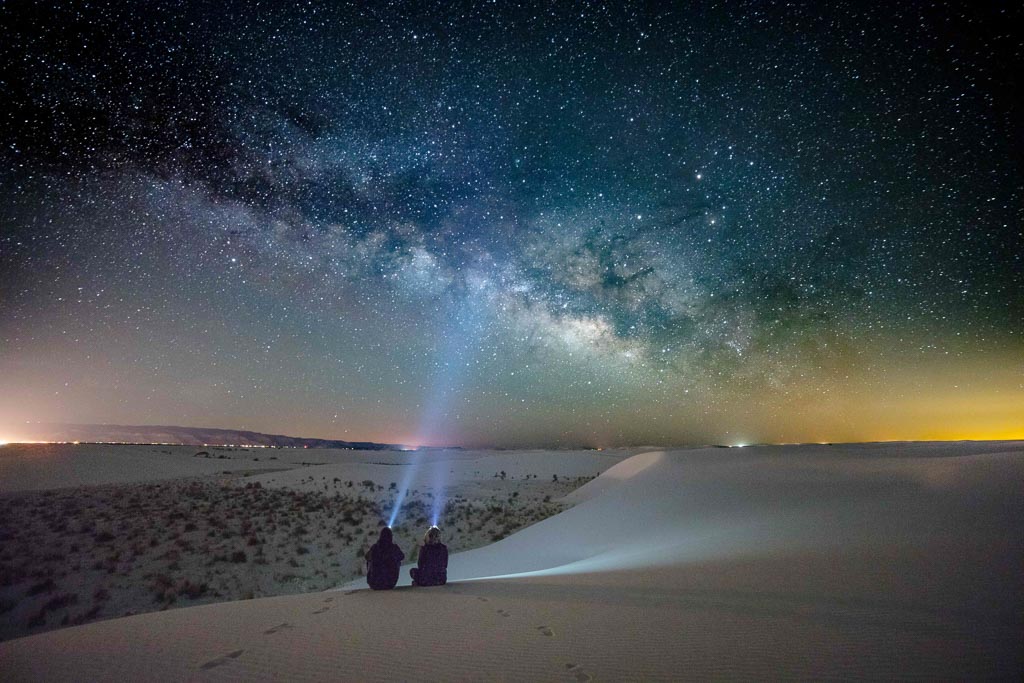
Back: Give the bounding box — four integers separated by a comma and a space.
1, 441, 1021, 680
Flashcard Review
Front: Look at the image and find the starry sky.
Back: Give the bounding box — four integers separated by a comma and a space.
1, 1, 1021, 447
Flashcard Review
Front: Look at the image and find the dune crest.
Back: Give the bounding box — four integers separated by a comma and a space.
562, 449, 665, 503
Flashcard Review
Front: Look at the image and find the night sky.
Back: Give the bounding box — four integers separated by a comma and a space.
1, 1, 1021, 447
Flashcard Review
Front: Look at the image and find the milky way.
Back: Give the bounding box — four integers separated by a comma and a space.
1, 2, 1021, 446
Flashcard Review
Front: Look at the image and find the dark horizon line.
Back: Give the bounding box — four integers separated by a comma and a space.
2, 421, 1020, 451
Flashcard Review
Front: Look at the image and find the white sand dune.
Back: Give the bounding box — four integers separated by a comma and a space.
2, 442, 1021, 680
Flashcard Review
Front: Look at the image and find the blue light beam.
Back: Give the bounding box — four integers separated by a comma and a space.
388, 286, 490, 527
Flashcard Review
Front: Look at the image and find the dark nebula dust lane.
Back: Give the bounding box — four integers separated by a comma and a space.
1, 1, 1021, 446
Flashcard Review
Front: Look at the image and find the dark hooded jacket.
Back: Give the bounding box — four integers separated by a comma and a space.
367, 529, 405, 590
412, 542, 448, 586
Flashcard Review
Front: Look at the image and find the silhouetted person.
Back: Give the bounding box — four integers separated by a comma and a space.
410, 526, 448, 586
367, 527, 404, 590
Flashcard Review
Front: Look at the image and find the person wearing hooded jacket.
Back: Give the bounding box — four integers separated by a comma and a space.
410, 526, 448, 586
366, 527, 405, 590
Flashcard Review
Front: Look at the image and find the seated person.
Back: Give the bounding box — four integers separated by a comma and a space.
366, 527, 404, 590
410, 526, 448, 586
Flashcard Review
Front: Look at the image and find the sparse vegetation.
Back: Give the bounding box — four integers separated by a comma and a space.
0, 457, 593, 643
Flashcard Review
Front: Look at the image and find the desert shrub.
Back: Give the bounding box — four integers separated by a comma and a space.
26, 607, 47, 628
44, 593, 78, 611
73, 604, 102, 624
180, 580, 208, 599
230, 550, 247, 563
93, 530, 115, 543
150, 574, 172, 591
27, 578, 55, 596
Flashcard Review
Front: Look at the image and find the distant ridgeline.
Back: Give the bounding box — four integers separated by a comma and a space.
15, 424, 403, 450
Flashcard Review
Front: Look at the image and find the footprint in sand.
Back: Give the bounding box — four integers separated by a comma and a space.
496, 609, 511, 618
536, 625, 555, 637
324, 597, 334, 603
199, 649, 244, 670
476, 596, 489, 602
312, 607, 330, 614
263, 622, 293, 635
343, 590, 359, 595
565, 664, 592, 682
